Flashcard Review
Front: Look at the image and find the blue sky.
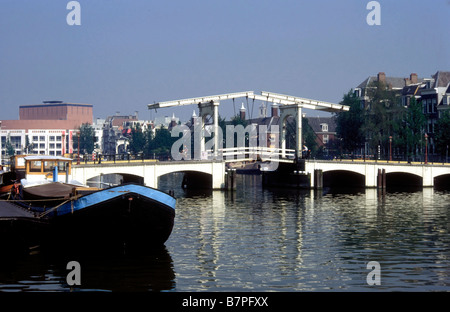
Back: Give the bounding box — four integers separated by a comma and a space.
1, 0, 449, 122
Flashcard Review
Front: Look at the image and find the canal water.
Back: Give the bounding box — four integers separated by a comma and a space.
0, 174, 449, 292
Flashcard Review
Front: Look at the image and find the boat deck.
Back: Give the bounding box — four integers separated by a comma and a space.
0, 201, 37, 219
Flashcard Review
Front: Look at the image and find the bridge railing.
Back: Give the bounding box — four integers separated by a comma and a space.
72, 153, 159, 166
205, 147, 296, 162
311, 158, 450, 166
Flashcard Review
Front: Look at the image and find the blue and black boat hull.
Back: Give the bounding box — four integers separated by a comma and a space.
47, 184, 176, 250
52, 193, 175, 250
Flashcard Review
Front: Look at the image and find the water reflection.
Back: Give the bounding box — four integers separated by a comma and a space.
0, 246, 175, 292
162, 174, 449, 291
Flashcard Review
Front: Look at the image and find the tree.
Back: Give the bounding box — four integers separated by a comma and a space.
145, 126, 177, 158
5, 139, 15, 156
281, 116, 317, 157
144, 126, 155, 156
74, 123, 96, 154
129, 123, 146, 154
302, 117, 318, 157
335, 90, 365, 154
435, 110, 450, 159
362, 80, 402, 158
24, 135, 34, 154
404, 97, 426, 160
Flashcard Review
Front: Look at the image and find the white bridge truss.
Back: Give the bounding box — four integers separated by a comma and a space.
149, 91, 349, 159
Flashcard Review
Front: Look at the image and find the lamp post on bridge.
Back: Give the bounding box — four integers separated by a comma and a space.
389, 136, 392, 161
424, 133, 428, 165
77, 131, 80, 165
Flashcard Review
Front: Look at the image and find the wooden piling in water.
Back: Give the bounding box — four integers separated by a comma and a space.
225, 169, 236, 190
314, 169, 323, 190
377, 168, 386, 189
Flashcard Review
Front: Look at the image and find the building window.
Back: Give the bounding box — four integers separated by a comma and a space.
39, 143, 45, 149
39, 136, 45, 141
56, 136, 62, 141
56, 143, 62, 149
323, 134, 329, 144
49, 136, 55, 142
49, 143, 55, 149
428, 120, 435, 133
33, 136, 38, 141
321, 123, 328, 132
29, 161, 42, 172
10, 136, 22, 149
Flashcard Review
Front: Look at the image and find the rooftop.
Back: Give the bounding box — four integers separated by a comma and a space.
357, 72, 425, 90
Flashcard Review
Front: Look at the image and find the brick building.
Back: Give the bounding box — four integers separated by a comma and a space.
1, 101, 93, 162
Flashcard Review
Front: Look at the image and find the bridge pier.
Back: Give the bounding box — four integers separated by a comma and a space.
377, 169, 386, 189
225, 169, 237, 190
422, 166, 434, 187
314, 169, 323, 190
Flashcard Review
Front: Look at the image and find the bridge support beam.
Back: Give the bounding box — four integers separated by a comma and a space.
423, 166, 434, 187
198, 101, 220, 159
279, 104, 302, 159
365, 165, 378, 188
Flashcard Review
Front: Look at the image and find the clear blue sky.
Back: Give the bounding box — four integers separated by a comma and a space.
1, 0, 449, 122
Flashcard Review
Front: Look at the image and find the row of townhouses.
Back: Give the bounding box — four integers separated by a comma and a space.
355, 70, 450, 156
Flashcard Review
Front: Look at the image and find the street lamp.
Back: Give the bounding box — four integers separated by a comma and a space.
77, 131, 81, 165
424, 133, 428, 164
389, 136, 392, 161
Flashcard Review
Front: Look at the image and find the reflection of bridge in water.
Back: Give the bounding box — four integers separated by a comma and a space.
72, 91, 450, 190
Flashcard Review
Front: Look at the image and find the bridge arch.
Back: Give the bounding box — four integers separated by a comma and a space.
154, 164, 214, 178
86, 172, 144, 188
322, 170, 365, 188
158, 170, 213, 190
385, 172, 423, 188
155, 165, 214, 189
433, 173, 450, 190
72, 160, 226, 190
77, 167, 145, 185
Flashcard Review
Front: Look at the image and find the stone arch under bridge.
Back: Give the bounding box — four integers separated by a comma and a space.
306, 160, 450, 188
71, 160, 226, 189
